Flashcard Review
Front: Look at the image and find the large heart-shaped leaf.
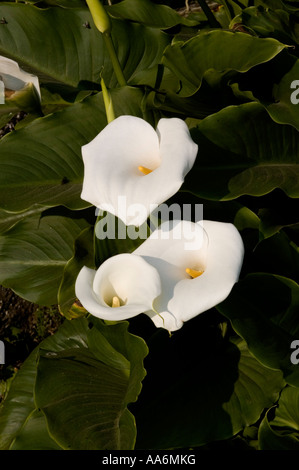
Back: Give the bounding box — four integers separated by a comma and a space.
184, 102, 299, 200
217, 273, 299, 386
131, 314, 284, 449
0, 207, 91, 305
34, 317, 148, 450
0, 87, 149, 212
0, 3, 170, 89
162, 30, 286, 96
1, 317, 148, 450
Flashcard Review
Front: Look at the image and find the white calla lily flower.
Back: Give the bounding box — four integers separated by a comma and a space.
81, 116, 198, 226
0, 55, 41, 100
75, 253, 161, 321
75, 220, 244, 333
133, 220, 244, 332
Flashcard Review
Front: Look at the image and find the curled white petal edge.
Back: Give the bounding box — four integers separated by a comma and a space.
81, 116, 198, 226
75, 254, 162, 321
134, 220, 244, 331
0, 55, 41, 99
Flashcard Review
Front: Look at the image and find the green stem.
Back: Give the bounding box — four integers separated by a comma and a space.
101, 77, 115, 123
197, 0, 221, 28
103, 32, 127, 87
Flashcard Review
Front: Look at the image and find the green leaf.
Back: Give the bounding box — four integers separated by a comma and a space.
10, 410, 63, 450
264, 58, 299, 131
0, 349, 38, 450
1, 317, 148, 450
0, 205, 45, 235
231, 6, 298, 45
107, 0, 199, 28
34, 317, 148, 450
258, 197, 299, 239
162, 30, 286, 96
217, 273, 299, 386
0, 87, 149, 212
249, 231, 299, 283
185, 102, 299, 200
0, 207, 91, 305
148, 76, 240, 120
259, 386, 299, 450
0, 4, 170, 89
225, 338, 284, 430
0, 320, 89, 450
131, 315, 284, 449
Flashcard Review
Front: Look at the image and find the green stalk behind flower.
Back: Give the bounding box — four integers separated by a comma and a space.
86, 0, 127, 87
101, 77, 115, 123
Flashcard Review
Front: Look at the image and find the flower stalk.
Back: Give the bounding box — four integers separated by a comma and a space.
101, 77, 115, 123
86, 0, 127, 87
86, 0, 111, 33
102, 33, 127, 87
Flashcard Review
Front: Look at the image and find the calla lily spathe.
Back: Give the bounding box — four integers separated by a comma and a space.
75, 253, 161, 320
0, 55, 41, 100
81, 116, 198, 226
133, 220, 244, 331
75, 220, 244, 332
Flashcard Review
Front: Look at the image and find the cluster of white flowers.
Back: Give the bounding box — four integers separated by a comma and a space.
0, 55, 244, 332
76, 116, 244, 332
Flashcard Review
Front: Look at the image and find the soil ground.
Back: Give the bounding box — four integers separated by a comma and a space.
0, 286, 63, 391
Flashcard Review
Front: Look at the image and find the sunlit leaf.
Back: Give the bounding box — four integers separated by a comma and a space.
35, 317, 148, 450
1, 317, 148, 450
185, 102, 299, 200
0, 3, 170, 89
0, 207, 91, 305
162, 30, 286, 96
